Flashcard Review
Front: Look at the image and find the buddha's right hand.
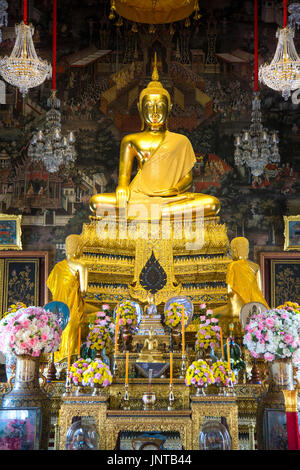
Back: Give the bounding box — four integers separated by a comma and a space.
116, 185, 130, 207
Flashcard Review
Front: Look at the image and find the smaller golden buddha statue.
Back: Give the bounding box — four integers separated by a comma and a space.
137, 294, 165, 336
47, 234, 97, 361
136, 327, 165, 363
215, 237, 269, 329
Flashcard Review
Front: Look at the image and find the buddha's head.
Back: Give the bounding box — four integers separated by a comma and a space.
65, 234, 82, 259
138, 53, 172, 131
230, 237, 249, 260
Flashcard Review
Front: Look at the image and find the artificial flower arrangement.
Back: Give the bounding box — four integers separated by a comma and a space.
87, 305, 115, 355
3, 302, 27, 318
243, 307, 300, 362
118, 301, 138, 330
81, 358, 113, 387
195, 308, 221, 351
0, 306, 62, 357
69, 358, 92, 385
185, 360, 215, 388
211, 361, 237, 386
164, 302, 189, 329
277, 301, 300, 315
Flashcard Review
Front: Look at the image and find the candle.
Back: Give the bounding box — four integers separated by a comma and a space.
181, 306, 185, 355
227, 338, 231, 371
125, 350, 129, 385
58, 409, 61, 427
78, 327, 81, 357
170, 352, 173, 385
114, 303, 120, 355
220, 328, 224, 359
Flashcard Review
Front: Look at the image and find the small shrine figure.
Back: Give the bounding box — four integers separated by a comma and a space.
136, 328, 164, 363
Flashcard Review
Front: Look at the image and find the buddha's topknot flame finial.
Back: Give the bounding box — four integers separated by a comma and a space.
152, 52, 159, 81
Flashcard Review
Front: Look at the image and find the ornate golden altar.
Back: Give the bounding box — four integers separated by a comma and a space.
58, 379, 240, 450
80, 215, 230, 312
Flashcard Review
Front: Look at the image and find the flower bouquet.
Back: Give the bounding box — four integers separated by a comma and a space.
277, 301, 300, 315
164, 301, 189, 329
87, 306, 115, 356
0, 306, 62, 357
211, 361, 237, 388
244, 307, 300, 362
81, 359, 113, 395
185, 360, 215, 395
118, 301, 138, 330
195, 308, 221, 355
3, 302, 27, 318
69, 358, 92, 388
1, 303, 27, 381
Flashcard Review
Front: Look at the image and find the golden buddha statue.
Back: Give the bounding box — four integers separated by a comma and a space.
136, 327, 164, 363
215, 237, 269, 327
47, 234, 89, 361
89, 53, 220, 220
137, 294, 165, 336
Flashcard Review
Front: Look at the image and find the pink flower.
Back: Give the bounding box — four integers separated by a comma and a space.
264, 352, 275, 361
200, 316, 206, 322
199, 304, 206, 309
103, 379, 110, 387
265, 317, 274, 328
206, 309, 214, 316
284, 334, 294, 345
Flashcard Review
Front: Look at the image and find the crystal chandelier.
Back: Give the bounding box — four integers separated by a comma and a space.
259, 0, 300, 100
234, 92, 280, 177
234, 0, 280, 179
0, 1, 8, 44
28, 0, 76, 173
28, 91, 76, 173
0, 21, 52, 97
259, 26, 300, 100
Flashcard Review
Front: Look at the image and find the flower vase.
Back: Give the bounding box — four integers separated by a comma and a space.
121, 326, 133, 351
91, 383, 105, 397
195, 385, 207, 396
74, 385, 85, 396
5, 352, 16, 382
2, 354, 50, 450
256, 358, 296, 450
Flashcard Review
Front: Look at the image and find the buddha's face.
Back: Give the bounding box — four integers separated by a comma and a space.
140, 94, 169, 129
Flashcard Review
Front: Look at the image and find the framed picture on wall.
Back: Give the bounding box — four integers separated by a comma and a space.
0, 407, 42, 450
260, 252, 300, 308
0, 251, 49, 318
284, 215, 300, 251
0, 214, 22, 251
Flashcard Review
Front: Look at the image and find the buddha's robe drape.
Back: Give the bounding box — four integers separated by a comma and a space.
129, 130, 196, 207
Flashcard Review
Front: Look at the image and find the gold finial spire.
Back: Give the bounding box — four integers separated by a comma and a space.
152, 52, 159, 81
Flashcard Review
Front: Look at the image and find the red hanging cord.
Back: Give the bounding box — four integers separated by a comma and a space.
254, 0, 258, 92
52, 0, 57, 90
23, 0, 28, 24
283, 0, 288, 28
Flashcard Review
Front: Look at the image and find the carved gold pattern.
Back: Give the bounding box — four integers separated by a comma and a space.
77, 216, 230, 307
190, 395, 239, 450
